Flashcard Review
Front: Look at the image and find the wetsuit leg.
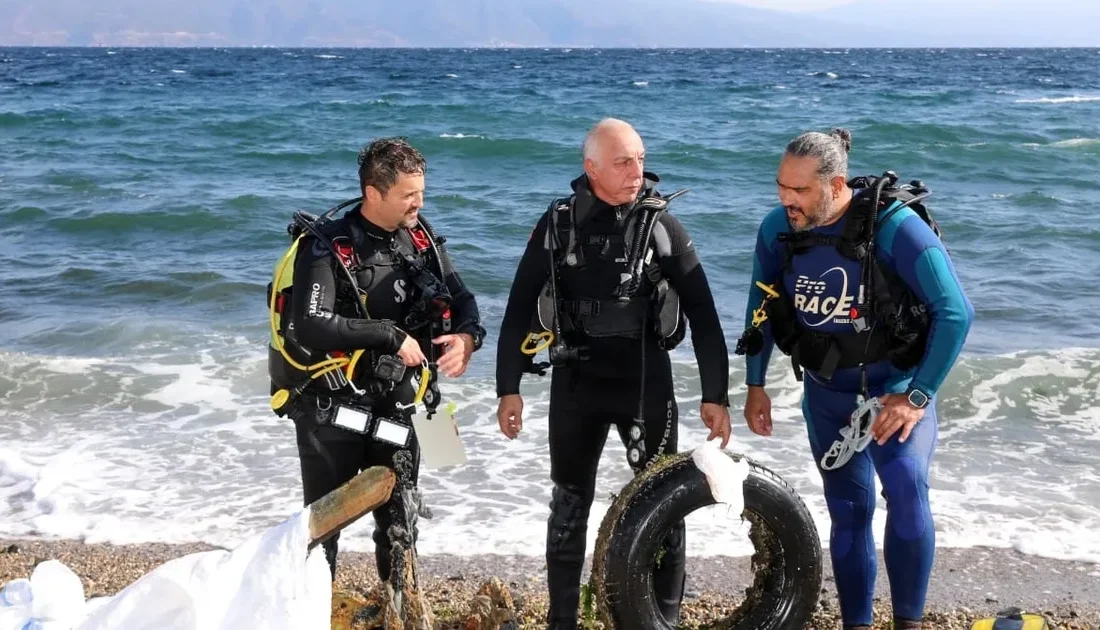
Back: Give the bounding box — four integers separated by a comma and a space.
294, 412, 370, 580
365, 424, 423, 584
868, 396, 938, 624
803, 375, 940, 627
545, 366, 611, 630
612, 350, 685, 625
801, 376, 877, 627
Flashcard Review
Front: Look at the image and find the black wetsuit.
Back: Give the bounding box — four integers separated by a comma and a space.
280, 206, 484, 581
495, 174, 730, 627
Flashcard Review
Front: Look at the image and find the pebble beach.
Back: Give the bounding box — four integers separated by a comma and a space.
2, 538, 1097, 629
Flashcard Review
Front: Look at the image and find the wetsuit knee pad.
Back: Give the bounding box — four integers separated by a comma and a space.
825, 492, 874, 558
878, 456, 931, 541
825, 494, 874, 527
547, 484, 592, 561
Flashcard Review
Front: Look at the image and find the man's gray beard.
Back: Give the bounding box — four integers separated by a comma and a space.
794, 199, 838, 232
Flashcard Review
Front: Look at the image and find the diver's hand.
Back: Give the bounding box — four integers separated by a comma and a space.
396, 332, 427, 367
497, 394, 523, 439
700, 402, 731, 448
744, 386, 773, 437
871, 393, 926, 445
432, 333, 474, 378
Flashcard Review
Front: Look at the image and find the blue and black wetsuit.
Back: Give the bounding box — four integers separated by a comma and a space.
743, 194, 974, 626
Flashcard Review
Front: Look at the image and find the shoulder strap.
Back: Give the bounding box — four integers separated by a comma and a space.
408, 216, 448, 281
546, 187, 686, 271
621, 206, 646, 255
641, 213, 672, 284
304, 212, 359, 267
774, 229, 848, 272
406, 224, 433, 253
412, 213, 446, 247
544, 195, 578, 265
840, 195, 874, 260
337, 209, 365, 247
632, 187, 687, 261
392, 229, 419, 258
625, 195, 683, 292
648, 214, 673, 258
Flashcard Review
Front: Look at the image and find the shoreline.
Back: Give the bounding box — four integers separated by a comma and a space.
1, 537, 1098, 629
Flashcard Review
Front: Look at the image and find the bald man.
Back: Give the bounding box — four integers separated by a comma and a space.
494, 118, 732, 628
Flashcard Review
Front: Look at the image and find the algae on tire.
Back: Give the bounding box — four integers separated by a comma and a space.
590, 450, 823, 630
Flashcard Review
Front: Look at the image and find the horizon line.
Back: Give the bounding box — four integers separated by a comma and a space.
3, 44, 1099, 50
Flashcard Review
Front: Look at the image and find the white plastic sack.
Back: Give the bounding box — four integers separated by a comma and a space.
691, 438, 751, 518
0, 507, 332, 630
0, 561, 86, 630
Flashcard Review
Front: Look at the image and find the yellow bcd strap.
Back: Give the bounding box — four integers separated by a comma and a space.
269, 235, 374, 413
269, 236, 352, 374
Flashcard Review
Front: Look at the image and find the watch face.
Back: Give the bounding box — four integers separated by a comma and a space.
908, 389, 929, 408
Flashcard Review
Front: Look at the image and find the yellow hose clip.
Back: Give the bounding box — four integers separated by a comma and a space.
412, 360, 432, 406
756, 281, 779, 299
520, 330, 554, 355
393, 360, 435, 414
750, 281, 780, 327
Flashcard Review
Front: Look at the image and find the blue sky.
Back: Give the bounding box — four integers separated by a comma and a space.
714, 0, 856, 10
713, 0, 1086, 15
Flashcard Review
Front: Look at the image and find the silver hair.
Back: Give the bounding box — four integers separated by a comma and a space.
785, 128, 852, 181
582, 117, 632, 163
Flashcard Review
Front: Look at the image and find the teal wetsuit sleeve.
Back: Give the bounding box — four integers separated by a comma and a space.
744, 208, 787, 387
878, 211, 975, 397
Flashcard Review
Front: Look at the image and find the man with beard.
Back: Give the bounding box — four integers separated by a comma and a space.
268, 137, 486, 588
737, 128, 973, 630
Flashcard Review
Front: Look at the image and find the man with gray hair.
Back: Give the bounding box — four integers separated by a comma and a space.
736, 128, 974, 629
494, 118, 732, 628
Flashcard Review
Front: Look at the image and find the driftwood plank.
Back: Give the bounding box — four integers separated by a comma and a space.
308, 465, 396, 549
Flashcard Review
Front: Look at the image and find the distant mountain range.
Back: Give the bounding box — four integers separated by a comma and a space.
1, 0, 1097, 47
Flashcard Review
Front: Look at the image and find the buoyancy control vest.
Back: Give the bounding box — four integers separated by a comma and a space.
521, 174, 688, 369
970, 608, 1051, 630
738, 171, 941, 383
266, 197, 450, 413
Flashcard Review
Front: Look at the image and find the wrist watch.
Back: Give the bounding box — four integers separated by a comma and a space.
464, 327, 485, 352
906, 387, 931, 409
